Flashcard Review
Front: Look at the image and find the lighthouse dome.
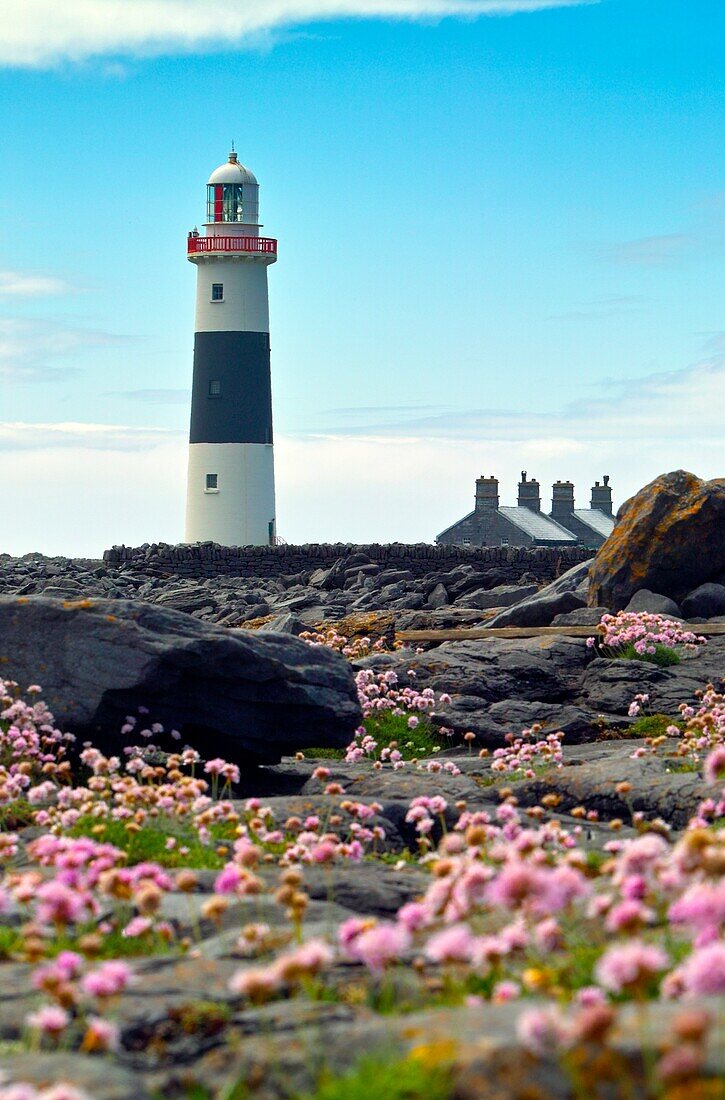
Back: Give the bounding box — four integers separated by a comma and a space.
205, 150, 260, 226
208, 150, 258, 186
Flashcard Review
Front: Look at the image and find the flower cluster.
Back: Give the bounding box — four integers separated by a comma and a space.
300, 628, 390, 660
588, 611, 706, 661
491, 727, 564, 779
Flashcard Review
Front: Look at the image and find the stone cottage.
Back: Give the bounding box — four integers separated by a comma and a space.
436, 473, 615, 549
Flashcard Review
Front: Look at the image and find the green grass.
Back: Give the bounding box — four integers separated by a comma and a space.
611, 644, 681, 668
304, 712, 446, 763
67, 814, 232, 869
299, 1052, 455, 1100
627, 713, 683, 738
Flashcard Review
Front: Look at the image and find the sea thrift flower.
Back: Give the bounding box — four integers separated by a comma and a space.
345, 922, 410, 973
424, 924, 476, 963
594, 941, 668, 993
81, 1015, 120, 1052
517, 1006, 571, 1056
25, 1005, 69, 1037
679, 942, 725, 997
81, 960, 133, 998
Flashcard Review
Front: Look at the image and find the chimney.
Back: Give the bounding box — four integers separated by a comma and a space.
517, 470, 541, 512
475, 475, 499, 511
551, 480, 575, 520
591, 474, 613, 516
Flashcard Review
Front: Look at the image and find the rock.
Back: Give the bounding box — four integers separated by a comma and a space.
481, 560, 592, 628
258, 611, 306, 635
0, 1054, 149, 1099
551, 606, 608, 626
455, 583, 539, 610
426, 582, 449, 609
513, 742, 714, 829
624, 589, 682, 618
485, 588, 585, 628
589, 470, 725, 610
433, 699, 602, 746
682, 582, 725, 619
579, 640, 725, 717
0, 596, 361, 765
403, 635, 591, 703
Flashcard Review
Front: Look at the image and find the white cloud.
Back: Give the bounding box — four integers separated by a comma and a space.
0, 421, 181, 452
0, 318, 129, 382
0, 352, 722, 555
1, 0, 595, 68
108, 388, 191, 404
296, 357, 725, 443
600, 234, 694, 267
0, 270, 72, 297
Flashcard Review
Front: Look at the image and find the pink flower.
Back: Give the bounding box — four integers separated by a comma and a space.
517, 1006, 571, 1056
346, 922, 410, 973
668, 882, 725, 944
704, 745, 725, 785
605, 900, 654, 934
81, 960, 133, 998
424, 924, 476, 964
679, 943, 725, 997
39, 1088, 93, 1100
595, 941, 668, 993
492, 980, 520, 1003
214, 864, 244, 894
228, 965, 280, 998
397, 902, 430, 933
83, 1014, 120, 1051
25, 1005, 69, 1036
122, 916, 152, 938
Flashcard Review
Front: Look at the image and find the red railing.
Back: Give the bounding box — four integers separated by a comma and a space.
187, 235, 277, 256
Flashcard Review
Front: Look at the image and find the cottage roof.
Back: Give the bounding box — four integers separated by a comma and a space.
571, 509, 615, 538
498, 506, 577, 542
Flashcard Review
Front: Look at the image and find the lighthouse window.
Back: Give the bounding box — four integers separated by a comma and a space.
205, 473, 218, 491
211, 283, 224, 301
208, 379, 221, 397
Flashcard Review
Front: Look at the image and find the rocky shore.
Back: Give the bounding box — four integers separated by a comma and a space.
0, 470, 723, 1099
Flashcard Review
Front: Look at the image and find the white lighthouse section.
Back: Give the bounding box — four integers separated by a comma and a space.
186, 444, 275, 547
184, 151, 277, 546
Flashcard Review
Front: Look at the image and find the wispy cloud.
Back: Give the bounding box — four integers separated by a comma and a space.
108, 388, 190, 404
1, 0, 596, 68
547, 294, 649, 320
1, 345, 722, 553
599, 233, 694, 268
290, 351, 725, 444
0, 318, 130, 382
0, 270, 72, 297
0, 421, 182, 452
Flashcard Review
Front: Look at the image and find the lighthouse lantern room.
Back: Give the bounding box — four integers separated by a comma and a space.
184, 150, 277, 546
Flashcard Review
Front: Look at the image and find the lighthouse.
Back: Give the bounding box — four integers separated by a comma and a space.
184, 149, 277, 546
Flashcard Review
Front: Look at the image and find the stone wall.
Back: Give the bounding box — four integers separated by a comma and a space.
103, 542, 595, 583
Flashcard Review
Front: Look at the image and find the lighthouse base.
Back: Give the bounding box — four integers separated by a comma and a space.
185, 442, 276, 546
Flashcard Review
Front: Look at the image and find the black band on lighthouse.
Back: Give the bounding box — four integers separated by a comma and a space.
189, 330, 273, 444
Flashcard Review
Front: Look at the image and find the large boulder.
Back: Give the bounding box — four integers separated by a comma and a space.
588, 471, 725, 611
681, 582, 725, 619
483, 560, 592, 628
624, 589, 682, 618
0, 596, 361, 765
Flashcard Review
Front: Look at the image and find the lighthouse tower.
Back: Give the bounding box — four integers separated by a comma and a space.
184, 149, 277, 546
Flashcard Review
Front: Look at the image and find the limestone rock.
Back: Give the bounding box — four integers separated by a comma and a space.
624, 589, 682, 618
682, 582, 725, 619
0, 596, 361, 765
589, 470, 725, 610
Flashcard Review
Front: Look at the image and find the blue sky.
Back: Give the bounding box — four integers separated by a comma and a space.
0, 0, 722, 554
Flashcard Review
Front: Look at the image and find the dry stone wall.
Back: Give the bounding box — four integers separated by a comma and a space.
103, 542, 595, 583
